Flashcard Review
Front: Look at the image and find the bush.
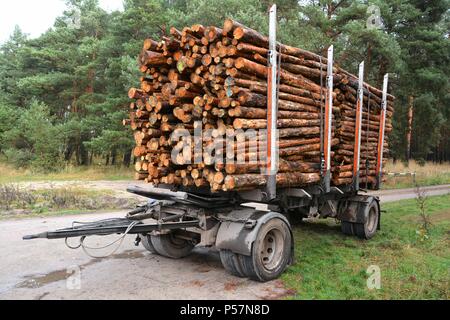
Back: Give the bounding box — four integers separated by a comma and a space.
3, 149, 34, 169
0, 185, 140, 216
416, 158, 426, 167
1, 100, 64, 172
0, 184, 36, 210
0, 103, 18, 153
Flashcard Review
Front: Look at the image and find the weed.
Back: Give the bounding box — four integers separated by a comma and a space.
0, 184, 37, 210
0, 185, 140, 218
414, 185, 433, 241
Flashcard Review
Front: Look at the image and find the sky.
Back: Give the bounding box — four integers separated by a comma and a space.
0, 0, 124, 44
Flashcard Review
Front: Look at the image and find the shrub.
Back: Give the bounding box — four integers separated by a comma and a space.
0, 184, 37, 210
1, 100, 64, 172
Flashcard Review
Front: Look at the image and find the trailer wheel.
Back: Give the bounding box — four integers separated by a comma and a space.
239, 218, 292, 282
140, 234, 158, 254
219, 250, 246, 278
341, 222, 354, 236
354, 200, 379, 240
150, 232, 194, 259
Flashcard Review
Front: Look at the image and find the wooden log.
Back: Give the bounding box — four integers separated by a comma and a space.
233, 118, 321, 129
231, 106, 319, 120
224, 172, 321, 190
224, 160, 319, 174
128, 22, 394, 191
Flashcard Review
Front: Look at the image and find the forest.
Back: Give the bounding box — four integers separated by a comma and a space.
0, 0, 448, 172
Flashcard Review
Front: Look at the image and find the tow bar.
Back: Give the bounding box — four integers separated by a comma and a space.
22, 186, 205, 241
23, 219, 200, 240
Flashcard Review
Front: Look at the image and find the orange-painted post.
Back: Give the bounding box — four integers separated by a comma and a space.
376, 74, 389, 189
352, 62, 364, 191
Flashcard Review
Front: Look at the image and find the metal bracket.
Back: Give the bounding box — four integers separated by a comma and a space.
330, 186, 344, 195
285, 188, 313, 199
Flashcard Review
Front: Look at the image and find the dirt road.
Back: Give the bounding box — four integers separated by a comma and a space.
0, 183, 448, 300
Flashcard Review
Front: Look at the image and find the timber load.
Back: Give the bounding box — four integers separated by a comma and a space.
124, 19, 394, 192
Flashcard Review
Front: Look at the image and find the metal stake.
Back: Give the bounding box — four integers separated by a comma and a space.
265, 4, 278, 200
322, 45, 333, 193
376, 74, 389, 189
353, 61, 364, 191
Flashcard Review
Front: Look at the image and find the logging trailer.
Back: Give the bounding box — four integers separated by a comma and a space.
23, 5, 390, 282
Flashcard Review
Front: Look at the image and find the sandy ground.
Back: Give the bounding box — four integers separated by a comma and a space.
0, 182, 448, 300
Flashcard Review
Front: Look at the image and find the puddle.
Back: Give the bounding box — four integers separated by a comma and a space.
17, 269, 72, 289
15, 250, 145, 289
110, 250, 145, 260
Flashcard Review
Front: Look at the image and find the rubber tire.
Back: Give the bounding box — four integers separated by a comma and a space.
341, 221, 354, 236
140, 234, 158, 254
219, 250, 246, 278
238, 218, 292, 282
354, 200, 379, 240
150, 233, 194, 259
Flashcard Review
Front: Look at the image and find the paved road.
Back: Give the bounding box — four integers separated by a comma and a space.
369, 184, 450, 203
0, 183, 448, 300
0, 211, 291, 300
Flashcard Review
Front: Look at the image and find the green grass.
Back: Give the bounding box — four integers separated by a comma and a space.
282, 194, 450, 299
0, 162, 133, 183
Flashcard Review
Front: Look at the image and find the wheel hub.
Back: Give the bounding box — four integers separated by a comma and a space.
260, 229, 284, 271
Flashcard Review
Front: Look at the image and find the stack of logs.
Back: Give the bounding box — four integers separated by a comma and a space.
125, 19, 394, 192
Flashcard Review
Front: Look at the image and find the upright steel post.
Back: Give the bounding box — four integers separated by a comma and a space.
266, 4, 278, 200
322, 45, 333, 193
376, 74, 389, 189
352, 61, 364, 191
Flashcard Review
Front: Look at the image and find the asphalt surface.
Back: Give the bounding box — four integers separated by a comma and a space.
0, 183, 448, 300
370, 184, 450, 202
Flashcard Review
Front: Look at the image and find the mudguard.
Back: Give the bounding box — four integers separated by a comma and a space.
338, 195, 380, 229
215, 207, 294, 259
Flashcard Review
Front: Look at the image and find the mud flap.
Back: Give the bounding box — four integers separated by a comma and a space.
215, 208, 294, 264
337, 195, 381, 230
